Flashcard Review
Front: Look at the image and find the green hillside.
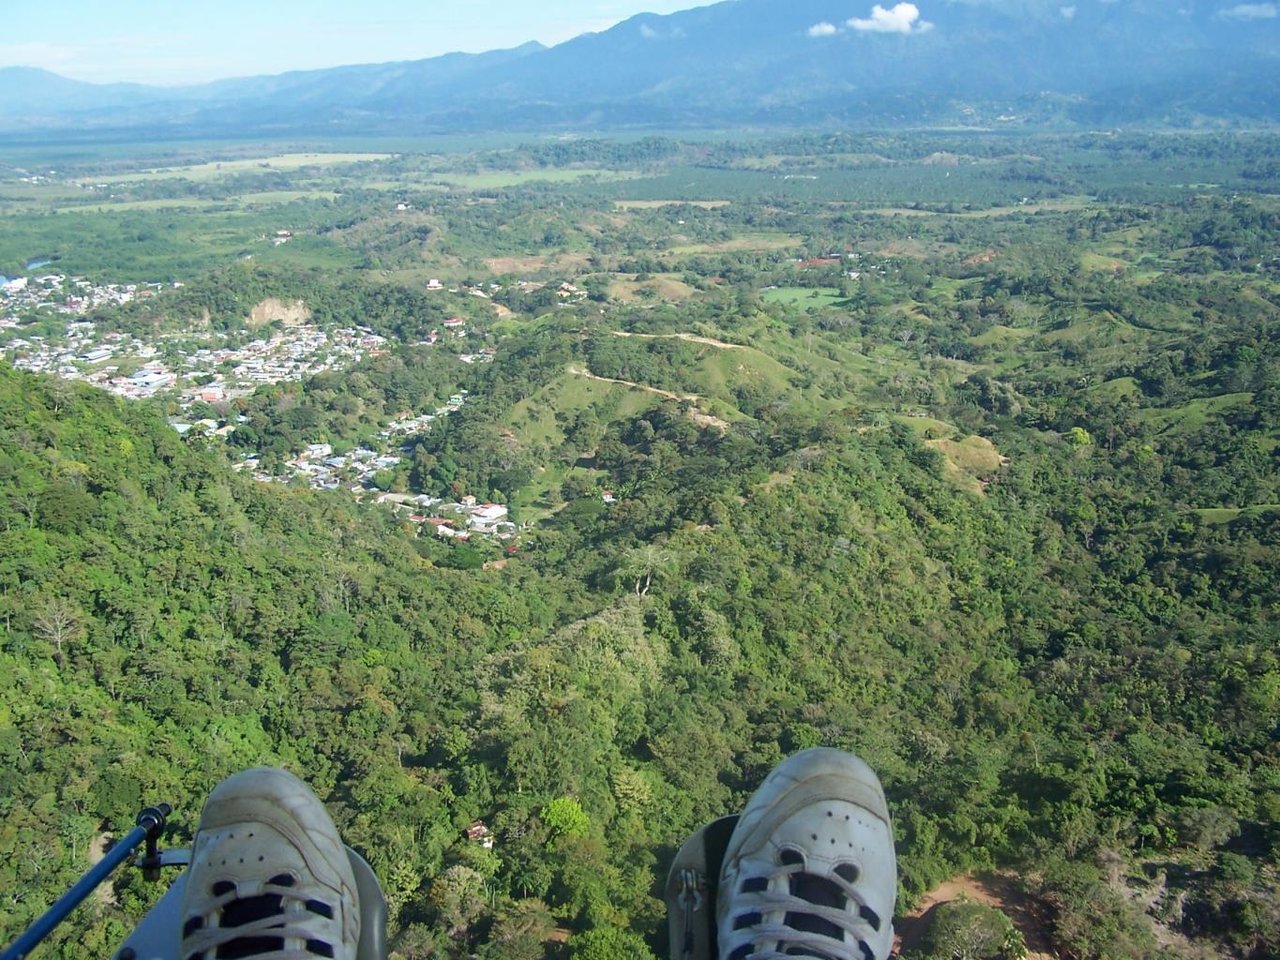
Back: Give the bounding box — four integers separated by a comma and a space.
4, 344, 1278, 957
3, 131, 1280, 960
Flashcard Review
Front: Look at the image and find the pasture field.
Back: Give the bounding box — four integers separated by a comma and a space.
760, 286, 847, 308
75, 153, 394, 184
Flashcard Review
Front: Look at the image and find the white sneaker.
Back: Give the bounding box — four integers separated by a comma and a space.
180, 768, 360, 960
716, 748, 896, 960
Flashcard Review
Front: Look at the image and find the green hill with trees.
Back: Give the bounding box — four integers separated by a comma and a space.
1, 130, 1278, 959
3, 339, 1277, 956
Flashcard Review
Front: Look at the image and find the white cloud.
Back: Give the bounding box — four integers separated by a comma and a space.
1218, 2, 1278, 19
1060, 5, 1077, 19
637, 22, 685, 40
848, 3, 934, 34
808, 21, 839, 36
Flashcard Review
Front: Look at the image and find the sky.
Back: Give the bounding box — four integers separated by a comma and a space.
0, 0, 709, 86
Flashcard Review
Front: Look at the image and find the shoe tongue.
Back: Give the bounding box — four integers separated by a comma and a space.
222, 893, 285, 929
216, 894, 286, 960
784, 873, 846, 953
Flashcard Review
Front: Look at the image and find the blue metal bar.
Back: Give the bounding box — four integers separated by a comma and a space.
2, 805, 169, 960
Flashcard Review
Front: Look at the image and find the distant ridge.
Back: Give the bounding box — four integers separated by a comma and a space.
2, 0, 1278, 135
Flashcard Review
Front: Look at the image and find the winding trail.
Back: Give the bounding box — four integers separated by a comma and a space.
568, 365, 699, 402
566, 366, 730, 432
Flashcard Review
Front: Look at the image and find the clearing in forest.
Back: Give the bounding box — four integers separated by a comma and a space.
437, 168, 630, 189
608, 275, 699, 302
926, 435, 1007, 494
760, 286, 847, 309
484, 253, 591, 274
895, 874, 1056, 959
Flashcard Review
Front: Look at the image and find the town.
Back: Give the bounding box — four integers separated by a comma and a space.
2, 272, 389, 403
1, 272, 518, 543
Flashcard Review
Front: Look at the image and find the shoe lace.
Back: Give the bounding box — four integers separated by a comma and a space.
183, 874, 341, 960
727, 859, 880, 960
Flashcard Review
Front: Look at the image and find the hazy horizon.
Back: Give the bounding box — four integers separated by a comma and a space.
0, 0, 711, 86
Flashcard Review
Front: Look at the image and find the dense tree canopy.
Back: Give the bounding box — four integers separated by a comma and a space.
2, 130, 1278, 960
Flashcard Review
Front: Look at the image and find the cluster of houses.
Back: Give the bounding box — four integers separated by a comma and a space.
377, 493, 517, 541
6, 267, 522, 545
210, 325, 388, 391
427, 277, 588, 306
233, 442, 403, 492
223, 394, 518, 543
1, 272, 164, 332
791, 250, 874, 280
4, 273, 390, 408
232, 393, 468, 492
7, 315, 181, 396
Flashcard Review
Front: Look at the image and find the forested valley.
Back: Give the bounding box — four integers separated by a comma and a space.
1, 132, 1278, 959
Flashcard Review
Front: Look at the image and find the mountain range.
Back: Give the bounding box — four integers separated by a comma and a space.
2, 0, 1278, 136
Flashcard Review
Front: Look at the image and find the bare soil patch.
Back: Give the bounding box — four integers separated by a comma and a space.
920, 152, 963, 167
483, 253, 590, 275
612, 330, 742, 350
89, 834, 119, 906
895, 873, 1056, 958
688, 410, 730, 433
248, 298, 310, 328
